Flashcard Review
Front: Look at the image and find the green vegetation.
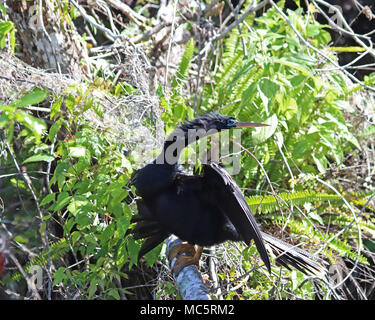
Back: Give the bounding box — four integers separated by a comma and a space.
0, 1, 374, 300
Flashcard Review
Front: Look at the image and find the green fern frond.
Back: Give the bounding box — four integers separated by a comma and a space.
350, 197, 375, 212
274, 218, 369, 264
171, 38, 195, 90
247, 190, 343, 214
9, 238, 69, 282
328, 238, 368, 263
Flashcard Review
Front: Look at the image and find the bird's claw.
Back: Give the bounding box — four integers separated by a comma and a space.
168, 243, 200, 276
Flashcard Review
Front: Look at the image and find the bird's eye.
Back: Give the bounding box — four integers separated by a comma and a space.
226, 119, 237, 127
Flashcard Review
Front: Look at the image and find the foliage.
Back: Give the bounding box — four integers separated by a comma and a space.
0, 4, 15, 53
1, 0, 375, 301
0, 88, 47, 144
161, 38, 196, 134
200, 5, 369, 188
192, 2, 375, 298
1, 85, 155, 299
8, 239, 70, 283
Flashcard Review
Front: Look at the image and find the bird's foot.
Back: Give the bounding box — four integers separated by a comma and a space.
168, 243, 203, 276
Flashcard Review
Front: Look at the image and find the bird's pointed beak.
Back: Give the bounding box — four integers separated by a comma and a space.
236, 122, 269, 128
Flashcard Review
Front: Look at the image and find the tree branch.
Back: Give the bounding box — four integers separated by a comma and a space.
166, 235, 210, 300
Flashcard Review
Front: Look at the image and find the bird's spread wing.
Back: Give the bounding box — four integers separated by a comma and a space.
203, 162, 271, 271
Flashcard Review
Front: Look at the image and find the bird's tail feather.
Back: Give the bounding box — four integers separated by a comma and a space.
132, 220, 164, 240
261, 232, 327, 275
129, 214, 169, 260
137, 232, 169, 259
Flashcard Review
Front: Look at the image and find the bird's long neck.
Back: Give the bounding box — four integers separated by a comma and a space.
155, 120, 215, 165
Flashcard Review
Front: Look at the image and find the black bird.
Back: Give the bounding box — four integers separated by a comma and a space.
131, 112, 325, 275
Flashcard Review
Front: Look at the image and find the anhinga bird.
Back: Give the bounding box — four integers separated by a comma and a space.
131, 112, 325, 276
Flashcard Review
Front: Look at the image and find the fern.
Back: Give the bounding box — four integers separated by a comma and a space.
246, 190, 344, 214
8, 238, 70, 282
171, 38, 195, 90
282, 218, 369, 264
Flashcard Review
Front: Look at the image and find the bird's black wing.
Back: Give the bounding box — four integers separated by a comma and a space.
203, 162, 271, 272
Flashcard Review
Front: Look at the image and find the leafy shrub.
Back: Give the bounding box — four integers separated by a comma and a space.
200, 6, 369, 188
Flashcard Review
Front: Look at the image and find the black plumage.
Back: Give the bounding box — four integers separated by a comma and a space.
131, 112, 325, 275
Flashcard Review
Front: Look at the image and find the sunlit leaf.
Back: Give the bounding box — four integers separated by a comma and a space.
24, 154, 55, 164
252, 114, 278, 144
13, 88, 47, 107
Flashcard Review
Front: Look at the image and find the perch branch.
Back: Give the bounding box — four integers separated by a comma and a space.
166, 235, 210, 300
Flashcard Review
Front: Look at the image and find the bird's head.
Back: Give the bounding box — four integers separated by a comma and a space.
219, 115, 269, 130
159, 112, 268, 165
180, 112, 268, 132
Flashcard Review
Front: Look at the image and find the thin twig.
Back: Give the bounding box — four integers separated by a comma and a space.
69, 0, 151, 69
208, 247, 223, 299
269, 0, 375, 93
312, 0, 375, 58
8, 252, 42, 300
235, 141, 284, 217
4, 141, 53, 298
106, 0, 147, 26
225, 0, 247, 56
163, 0, 178, 91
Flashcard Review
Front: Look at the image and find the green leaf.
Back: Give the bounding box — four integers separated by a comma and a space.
252, 114, 278, 144
116, 217, 130, 239
0, 21, 13, 36
13, 88, 48, 107
328, 46, 366, 53
312, 153, 327, 173
259, 78, 279, 99
40, 193, 55, 206
24, 154, 55, 164
308, 211, 323, 224
88, 279, 97, 299
50, 161, 70, 190
69, 146, 86, 158
274, 58, 313, 77
18, 111, 47, 142
358, 125, 375, 137
50, 97, 63, 119
116, 239, 128, 270
144, 243, 164, 268
172, 38, 195, 89
290, 75, 306, 87
305, 24, 321, 37
99, 223, 115, 245
76, 211, 93, 226
127, 237, 140, 268
108, 288, 120, 300
0, 4, 6, 16
65, 94, 76, 114
0, 21, 13, 49
71, 231, 81, 245
48, 120, 62, 142
364, 240, 375, 253
67, 196, 90, 216
14, 235, 29, 244
52, 192, 72, 212
53, 267, 66, 285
